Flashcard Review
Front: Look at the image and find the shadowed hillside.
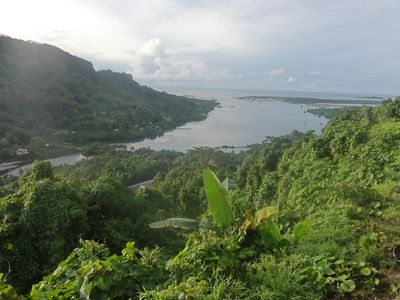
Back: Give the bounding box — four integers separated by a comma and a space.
0, 35, 216, 159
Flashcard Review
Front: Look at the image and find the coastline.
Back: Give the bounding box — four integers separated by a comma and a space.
0, 101, 218, 176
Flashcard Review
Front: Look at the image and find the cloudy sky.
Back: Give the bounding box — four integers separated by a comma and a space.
1, 0, 399, 94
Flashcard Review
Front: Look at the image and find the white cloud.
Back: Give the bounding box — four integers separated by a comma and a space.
265, 68, 286, 81
287, 76, 296, 82
130, 38, 237, 81
268, 68, 286, 77
1, 0, 399, 92
131, 38, 168, 76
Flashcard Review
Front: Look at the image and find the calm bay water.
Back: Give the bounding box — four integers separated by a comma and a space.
126, 87, 331, 152
7, 154, 86, 176
7, 87, 390, 176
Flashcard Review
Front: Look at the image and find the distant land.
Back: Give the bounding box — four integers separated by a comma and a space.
306, 107, 348, 119
236, 95, 382, 105
355, 96, 384, 99
0, 35, 216, 161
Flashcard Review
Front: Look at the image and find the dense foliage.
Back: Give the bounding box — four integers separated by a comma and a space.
0, 98, 399, 299
57, 148, 182, 186
154, 148, 242, 218
0, 156, 178, 292
0, 36, 216, 160
307, 107, 348, 119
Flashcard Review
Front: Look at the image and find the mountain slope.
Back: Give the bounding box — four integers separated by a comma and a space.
0, 98, 398, 298
0, 35, 215, 159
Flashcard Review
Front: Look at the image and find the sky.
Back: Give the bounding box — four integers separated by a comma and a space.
1, 0, 399, 94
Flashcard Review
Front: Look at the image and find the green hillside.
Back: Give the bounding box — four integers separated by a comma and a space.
0, 36, 216, 160
0, 98, 399, 299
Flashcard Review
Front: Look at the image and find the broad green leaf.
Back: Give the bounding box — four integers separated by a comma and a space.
358, 235, 369, 248
149, 218, 199, 230
255, 206, 279, 224
260, 219, 282, 249
360, 267, 371, 276
243, 209, 255, 231
97, 276, 112, 291
339, 280, 356, 292
323, 265, 336, 276
374, 278, 380, 286
293, 219, 311, 242
264, 219, 282, 241
260, 231, 278, 249
202, 167, 234, 228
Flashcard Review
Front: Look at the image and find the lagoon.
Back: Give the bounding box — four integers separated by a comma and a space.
7, 87, 390, 176
126, 87, 333, 152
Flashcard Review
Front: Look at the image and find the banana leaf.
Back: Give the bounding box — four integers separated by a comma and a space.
202, 167, 235, 228
255, 206, 279, 224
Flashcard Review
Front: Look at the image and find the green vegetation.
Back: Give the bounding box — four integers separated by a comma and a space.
0, 98, 399, 299
307, 107, 348, 119
237, 95, 382, 105
356, 96, 384, 100
0, 36, 216, 160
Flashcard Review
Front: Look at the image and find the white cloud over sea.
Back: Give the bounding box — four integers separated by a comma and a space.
0, 0, 399, 93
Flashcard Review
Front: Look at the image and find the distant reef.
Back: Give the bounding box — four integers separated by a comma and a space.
235, 95, 381, 105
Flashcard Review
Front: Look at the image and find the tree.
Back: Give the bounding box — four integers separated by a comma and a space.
0, 161, 88, 292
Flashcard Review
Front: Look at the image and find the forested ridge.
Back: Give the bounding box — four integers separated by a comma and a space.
0, 98, 399, 299
0, 35, 216, 160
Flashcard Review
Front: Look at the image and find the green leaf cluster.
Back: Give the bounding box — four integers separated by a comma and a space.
1, 98, 400, 299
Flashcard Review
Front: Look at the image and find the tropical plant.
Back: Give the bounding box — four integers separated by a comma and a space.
30, 240, 166, 299
0, 273, 22, 300
150, 168, 280, 234
202, 167, 235, 228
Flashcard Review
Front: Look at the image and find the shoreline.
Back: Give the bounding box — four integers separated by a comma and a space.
0, 99, 219, 176
235, 95, 382, 105
1, 108, 218, 176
